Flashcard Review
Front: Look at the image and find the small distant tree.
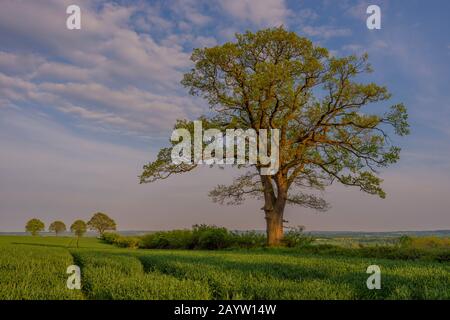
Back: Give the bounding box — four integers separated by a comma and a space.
87, 212, 117, 236
25, 219, 45, 236
48, 221, 66, 236
70, 220, 87, 248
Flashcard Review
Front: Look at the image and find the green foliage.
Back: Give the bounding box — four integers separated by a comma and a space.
25, 218, 45, 236
87, 212, 117, 235
0, 235, 114, 249
101, 232, 140, 249
137, 249, 449, 300
399, 235, 413, 247
282, 226, 315, 248
140, 27, 411, 246
192, 224, 232, 250
0, 236, 448, 300
140, 230, 194, 249
0, 244, 83, 299
115, 237, 140, 249
398, 235, 449, 250
48, 221, 66, 235
293, 244, 449, 263
139, 226, 264, 250
101, 232, 121, 244
142, 26, 410, 200
70, 220, 87, 237
70, 251, 210, 299
230, 231, 266, 249
101, 228, 450, 260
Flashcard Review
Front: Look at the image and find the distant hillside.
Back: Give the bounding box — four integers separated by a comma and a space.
306, 230, 450, 238
1, 229, 449, 238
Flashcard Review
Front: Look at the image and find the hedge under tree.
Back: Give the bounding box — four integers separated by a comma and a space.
140, 27, 409, 246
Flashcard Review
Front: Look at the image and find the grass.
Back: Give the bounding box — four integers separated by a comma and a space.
0, 244, 84, 299
0, 235, 448, 300
0, 235, 113, 249
70, 250, 210, 299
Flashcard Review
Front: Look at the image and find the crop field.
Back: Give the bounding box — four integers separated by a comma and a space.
0, 236, 448, 300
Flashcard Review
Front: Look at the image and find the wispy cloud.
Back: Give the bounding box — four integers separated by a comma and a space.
302, 25, 352, 39
0, 0, 449, 231
219, 0, 291, 27
0, 0, 205, 136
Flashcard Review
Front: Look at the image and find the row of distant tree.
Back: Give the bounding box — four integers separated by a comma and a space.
25, 212, 117, 239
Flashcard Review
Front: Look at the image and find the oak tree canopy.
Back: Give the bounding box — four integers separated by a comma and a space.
140, 27, 409, 246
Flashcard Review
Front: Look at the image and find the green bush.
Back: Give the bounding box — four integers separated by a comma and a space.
398, 235, 413, 247
140, 230, 194, 249
107, 226, 252, 250
115, 236, 140, 249
400, 236, 450, 249
231, 231, 266, 248
101, 232, 120, 244
139, 227, 266, 250
101, 232, 140, 249
192, 224, 232, 250
282, 227, 315, 248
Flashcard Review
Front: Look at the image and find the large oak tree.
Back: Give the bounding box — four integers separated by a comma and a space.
140, 27, 409, 246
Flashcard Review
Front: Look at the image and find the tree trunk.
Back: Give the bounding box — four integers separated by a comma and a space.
261, 175, 287, 247
265, 210, 283, 246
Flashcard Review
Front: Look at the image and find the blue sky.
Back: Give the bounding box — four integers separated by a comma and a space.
0, 0, 449, 231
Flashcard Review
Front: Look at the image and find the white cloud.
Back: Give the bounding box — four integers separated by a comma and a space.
302, 25, 352, 39
31, 61, 91, 82
171, 0, 211, 27
346, 0, 370, 21
219, 0, 291, 27
0, 0, 205, 136
194, 36, 218, 48
0, 70, 204, 133
0, 52, 45, 75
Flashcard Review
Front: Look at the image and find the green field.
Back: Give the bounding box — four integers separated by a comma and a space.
0, 236, 448, 300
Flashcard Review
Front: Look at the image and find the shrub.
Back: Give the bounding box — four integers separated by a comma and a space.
115, 236, 140, 249
282, 227, 315, 248
139, 227, 265, 250
107, 226, 251, 250
398, 235, 413, 247
139, 230, 194, 249
192, 224, 232, 250
398, 235, 450, 251
410, 236, 450, 249
101, 232, 140, 249
435, 250, 450, 263
231, 231, 266, 248
164, 230, 195, 249
140, 232, 164, 249
101, 232, 120, 244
